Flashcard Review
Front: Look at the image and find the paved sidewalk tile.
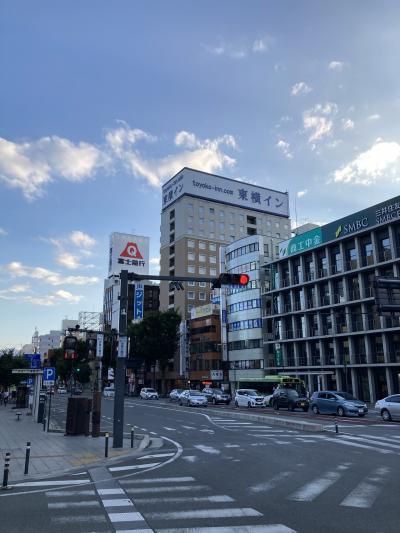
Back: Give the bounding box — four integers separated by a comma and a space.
0, 404, 147, 482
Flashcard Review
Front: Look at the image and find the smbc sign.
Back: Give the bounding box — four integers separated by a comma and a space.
274, 343, 282, 366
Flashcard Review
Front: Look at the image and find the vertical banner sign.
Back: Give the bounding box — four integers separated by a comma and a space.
134, 282, 144, 320
118, 336, 128, 358
96, 334, 104, 359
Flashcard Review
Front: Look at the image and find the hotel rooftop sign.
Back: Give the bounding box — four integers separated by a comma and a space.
279, 194, 400, 259
162, 167, 289, 218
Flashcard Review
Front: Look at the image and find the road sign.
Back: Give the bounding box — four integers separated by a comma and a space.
12, 368, 43, 375
43, 367, 56, 385
118, 336, 127, 358
96, 333, 104, 359
27, 377, 34, 386
134, 282, 144, 320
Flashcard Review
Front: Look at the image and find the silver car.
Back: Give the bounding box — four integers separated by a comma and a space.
169, 388, 184, 401
375, 394, 400, 421
179, 390, 208, 407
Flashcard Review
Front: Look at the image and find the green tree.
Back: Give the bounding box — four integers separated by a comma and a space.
0, 349, 30, 388
128, 310, 181, 373
48, 340, 92, 384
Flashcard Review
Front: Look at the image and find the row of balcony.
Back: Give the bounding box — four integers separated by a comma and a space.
267, 351, 400, 367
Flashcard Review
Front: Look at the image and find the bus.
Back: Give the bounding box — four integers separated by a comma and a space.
235, 375, 306, 396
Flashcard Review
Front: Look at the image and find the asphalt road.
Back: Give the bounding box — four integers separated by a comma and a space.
1, 396, 399, 532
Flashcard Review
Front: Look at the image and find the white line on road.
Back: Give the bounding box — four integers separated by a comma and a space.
193, 445, 220, 454
125, 485, 209, 494
157, 526, 297, 533
249, 471, 294, 494
120, 476, 195, 484
98, 488, 125, 495
182, 456, 198, 462
109, 462, 160, 472
340, 434, 400, 450
51, 515, 107, 524
148, 507, 263, 520
46, 490, 95, 497
133, 494, 234, 504
288, 464, 350, 502
163, 427, 177, 431
14, 479, 91, 487
340, 467, 390, 508
182, 425, 196, 429
101, 498, 134, 507
108, 511, 144, 522
323, 437, 394, 454
138, 453, 175, 460
48, 500, 100, 509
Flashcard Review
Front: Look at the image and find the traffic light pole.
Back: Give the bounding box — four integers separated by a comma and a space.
113, 269, 128, 448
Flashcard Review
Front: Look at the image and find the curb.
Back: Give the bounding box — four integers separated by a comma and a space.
217, 409, 325, 432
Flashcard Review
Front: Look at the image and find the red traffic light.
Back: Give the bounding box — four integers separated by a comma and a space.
239, 273, 250, 285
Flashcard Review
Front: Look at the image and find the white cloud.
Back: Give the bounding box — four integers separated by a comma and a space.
0, 284, 31, 298
24, 290, 82, 306
297, 189, 308, 198
203, 42, 247, 59
328, 61, 347, 71
332, 140, 400, 185
291, 82, 313, 96
2, 261, 100, 286
69, 230, 96, 249
149, 257, 160, 266
252, 39, 267, 53
303, 102, 338, 143
0, 228, 7, 236
56, 253, 81, 270
342, 118, 355, 130
276, 139, 293, 159
0, 136, 104, 200
367, 114, 381, 121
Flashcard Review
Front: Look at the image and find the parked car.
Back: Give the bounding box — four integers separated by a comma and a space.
310, 391, 367, 417
234, 389, 267, 408
179, 390, 208, 407
57, 387, 67, 395
140, 387, 159, 400
202, 387, 231, 405
375, 394, 400, 421
169, 388, 184, 402
103, 387, 115, 398
272, 388, 309, 412
72, 385, 83, 395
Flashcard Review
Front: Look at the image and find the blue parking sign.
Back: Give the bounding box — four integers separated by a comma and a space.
43, 367, 56, 385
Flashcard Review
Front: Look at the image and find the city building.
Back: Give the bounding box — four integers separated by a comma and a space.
188, 303, 222, 389
263, 194, 400, 403
159, 167, 291, 382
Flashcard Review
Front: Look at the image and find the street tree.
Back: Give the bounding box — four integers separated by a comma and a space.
0, 349, 30, 388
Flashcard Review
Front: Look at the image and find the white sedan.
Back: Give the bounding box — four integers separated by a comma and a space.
375, 394, 400, 421
103, 387, 115, 398
234, 389, 267, 408
140, 388, 159, 400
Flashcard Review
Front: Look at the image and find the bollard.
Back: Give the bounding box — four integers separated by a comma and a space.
130, 426, 134, 449
105, 432, 109, 458
2, 453, 11, 488
24, 442, 31, 475
334, 417, 339, 434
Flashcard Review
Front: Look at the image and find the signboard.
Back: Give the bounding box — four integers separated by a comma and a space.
108, 232, 150, 277
274, 343, 282, 366
190, 303, 219, 319
12, 368, 43, 375
210, 370, 223, 380
108, 368, 115, 380
27, 377, 34, 387
162, 168, 289, 217
118, 336, 128, 358
134, 282, 144, 320
279, 194, 400, 258
43, 367, 56, 385
96, 334, 104, 359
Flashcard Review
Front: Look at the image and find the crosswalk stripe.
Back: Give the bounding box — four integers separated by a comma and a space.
102, 498, 134, 507
193, 445, 220, 454
132, 495, 234, 504
98, 488, 125, 495
46, 490, 95, 497
288, 464, 350, 502
249, 471, 294, 494
359, 434, 400, 446
339, 435, 400, 451
108, 512, 144, 522
48, 500, 100, 509
340, 467, 390, 508
125, 485, 209, 494
120, 476, 195, 484
14, 479, 90, 487
148, 507, 263, 519
51, 515, 107, 524
323, 436, 393, 454
109, 462, 160, 472
157, 526, 297, 533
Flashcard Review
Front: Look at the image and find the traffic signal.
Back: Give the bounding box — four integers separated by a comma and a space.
63, 335, 77, 360
212, 273, 250, 288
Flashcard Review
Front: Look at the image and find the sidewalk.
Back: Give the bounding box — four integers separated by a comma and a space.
0, 405, 149, 483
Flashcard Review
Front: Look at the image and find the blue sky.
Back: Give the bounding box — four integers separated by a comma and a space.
1, 1, 400, 349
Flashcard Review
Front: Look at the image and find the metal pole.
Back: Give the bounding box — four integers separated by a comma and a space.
2, 453, 10, 488
105, 432, 109, 457
46, 392, 52, 432
91, 359, 101, 438
334, 417, 339, 434
24, 442, 31, 475
113, 270, 128, 448
130, 426, 134, 448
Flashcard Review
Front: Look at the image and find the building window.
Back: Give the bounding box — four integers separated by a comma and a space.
239, 214, 244, 223
170, 209, 175, 220
219, 210, 225, 219
230, 224, 235, 232
247, 215, 256, 225
219, 222, 225, 231
199, 281, 206, 287
170, 234, 175, 243
199, 254, 206, 262
209, 243, 216, 251
199, 266, 206, 275
188, 265, 195, 273
188, 252, 195, 261
210, 232, 215, 238
188, 292, 195, 300
188, 240, 194, 248
199, 292, 206, 300
230, 235, 235, 242
199, 218, 204, 225
210, 256, 216, 263
239, 226, 244, 234
199, 241, 206, 250
220, 234, 225, 240
188, 216, 194, 226
264, 243, 269, 256
210, 268, 217, 276
187, 203, 194, 214
209, 207, 215, 214
199, 229, 205, 236
199, 206, 204, 217
276, 233, 280, 238
188, 228, 193, 235
188, 281, 195, 287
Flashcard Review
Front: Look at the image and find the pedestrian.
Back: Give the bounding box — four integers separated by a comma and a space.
3, 390, 9, 407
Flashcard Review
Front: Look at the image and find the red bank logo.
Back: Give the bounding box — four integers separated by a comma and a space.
120, 242, 143, 259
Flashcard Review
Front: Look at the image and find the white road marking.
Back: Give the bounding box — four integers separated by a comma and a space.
125, 485, 209, 494
200, 429, 215, 433
120, 476, 195, 484
215, 422, 254, 426
182, 425, 196, 429
48, 500, 100, 509
51, 515, 106, 524
109, 462, 160, 472
102, 498, 134, 507
194, 445, 220, 455
157, 526, 297, 533
340, 434, 400, 451
108, 512, 144, 522
323, 436, 394, 454
163, 426, 177, 431
359, 434, 400, 446
224, 444, 240, 448
46, 490, 95, 497
148, 508, 263, 519
249, 471, 293, 494
340, 467, 390, 508
182, 456, 198, 462
138, 453, 175, 460
98, 488, 125, 495
288, 464, 350, 502
275, 441, 291, 444
14, 479, 90, 487
133, 495, 234, 504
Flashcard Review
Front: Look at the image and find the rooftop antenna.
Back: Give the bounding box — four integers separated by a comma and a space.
294, 192, 298, 235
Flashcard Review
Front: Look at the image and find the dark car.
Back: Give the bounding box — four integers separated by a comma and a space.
272, 388, 309, 412
311, 391, 368, 417
202, 387, 231, 405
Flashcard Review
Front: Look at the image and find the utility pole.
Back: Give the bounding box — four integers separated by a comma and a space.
113, 269, 128, 448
